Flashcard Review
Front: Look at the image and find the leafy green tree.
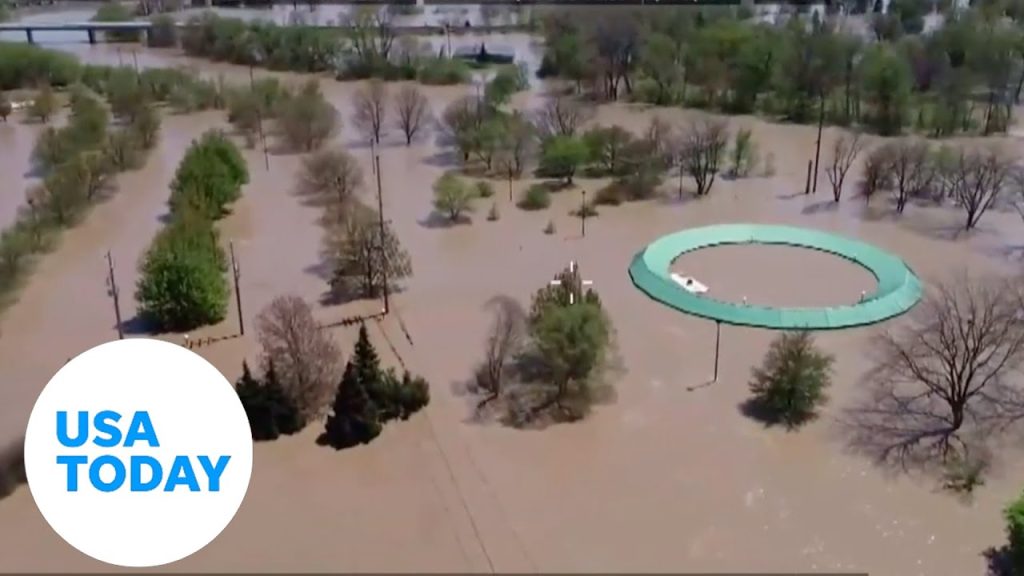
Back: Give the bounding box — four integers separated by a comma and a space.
30, 85, 57, 124
41, 158, 90, 226
320, 360, 382, 449
135, 208, 229, 332
432, 172, 476, 222
32, 127, 72, 173
539, 136, 588, 185
860, 44, 913, 136
729, 27, 779, 114
526, 263, 611, 414
170, 131, 248, 219
130, 103, 162, 149
1006, 490, 1024, 574
748, 331, 833, 429
583, 125, 634, 177
92, 2, 140, 42
517, 184, 551, 211
774, 21, 841, 123
485, 64, 529, 108
639, 32, 680, 106
107, 70, 147, 122
235, 360, 300, 441
104, 128, 145, 172
728, 127, 759, 178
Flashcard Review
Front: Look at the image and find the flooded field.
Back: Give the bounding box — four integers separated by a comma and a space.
0, 13, 1023, 576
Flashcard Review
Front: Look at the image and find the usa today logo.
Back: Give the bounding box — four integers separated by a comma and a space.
23, 339, 253, 567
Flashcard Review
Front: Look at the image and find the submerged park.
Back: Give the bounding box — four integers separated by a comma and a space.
0, 1, 1023, 575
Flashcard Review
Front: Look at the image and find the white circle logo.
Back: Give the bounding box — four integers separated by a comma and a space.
23, 338, 253, 568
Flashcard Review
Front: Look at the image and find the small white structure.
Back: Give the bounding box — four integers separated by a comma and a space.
671, 273, 708, 295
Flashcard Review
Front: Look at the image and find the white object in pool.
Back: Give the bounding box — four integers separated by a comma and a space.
671, 273, 708, 294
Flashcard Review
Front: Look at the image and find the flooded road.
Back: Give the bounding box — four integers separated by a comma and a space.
0, 28, 1022, 576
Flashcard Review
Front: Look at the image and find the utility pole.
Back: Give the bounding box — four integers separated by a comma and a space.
812, 90, 825, 195
105, 251, 124, 340
580, 189, 587, 238
374, 154, 390, 316
132, 50, 139, 73
229, 241, 244, 336
507, 171, 513, 202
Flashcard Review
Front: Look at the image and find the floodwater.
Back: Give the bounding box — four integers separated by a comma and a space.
0, 25, 1023, 576
672, 244, 878, 307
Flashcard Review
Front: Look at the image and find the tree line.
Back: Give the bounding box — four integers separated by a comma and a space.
134, 130, 248, 331
179, 10, 473, 85
538, 4, 1024, 137
0, 82, 161, 308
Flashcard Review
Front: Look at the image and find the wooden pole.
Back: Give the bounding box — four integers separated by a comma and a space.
805, 159, 813, 195
713, 320, 721, 382
375, 154, 389, 315
812, 91, 825, 195
229, 241, 244, 336
580, 189, 587, 238
106, 251, 124, 340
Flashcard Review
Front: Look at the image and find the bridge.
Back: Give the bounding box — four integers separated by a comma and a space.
0, 20, 529, 44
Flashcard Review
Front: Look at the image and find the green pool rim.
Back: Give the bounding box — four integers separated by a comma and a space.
628, 224, 923, 330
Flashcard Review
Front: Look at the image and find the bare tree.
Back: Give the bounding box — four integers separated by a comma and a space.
533, 93, 594, 138
296, 148, 364, 214
345, 7, 396, 69
277, 80, 339, 152
322, 201, 412, 301
940, 146, 1015, 230
393, 85, 431, 146
257, 295, 342, 427
825, 132, 863, 202
474, 296, 527, 408
861, 146, 891, 205
677, 116, 728, 197
353, 79, 389, 145
858, 274, 1024, 467
494, 111, 537, 179
883, 139, 935, 213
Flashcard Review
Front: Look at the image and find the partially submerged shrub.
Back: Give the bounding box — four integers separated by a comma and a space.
148, 15, 178, 48
476, 180, 495, 198
747, 331, 833, 429
517, 184, 551, 211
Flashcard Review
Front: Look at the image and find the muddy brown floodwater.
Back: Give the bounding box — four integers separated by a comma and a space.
672, 245, 878, 307
0, 35, 1022, 576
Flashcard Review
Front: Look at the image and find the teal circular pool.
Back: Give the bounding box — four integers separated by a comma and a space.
628, 224, 922, 330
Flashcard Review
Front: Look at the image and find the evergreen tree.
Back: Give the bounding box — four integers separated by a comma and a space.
321, 361, 382, 449
236, 360, 300, 441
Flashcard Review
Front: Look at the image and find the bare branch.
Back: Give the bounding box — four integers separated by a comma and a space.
392, 84, 432, 146
825, 131, 863, 202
